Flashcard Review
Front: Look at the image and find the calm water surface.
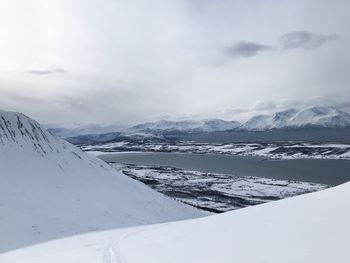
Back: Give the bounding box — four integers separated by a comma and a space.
100, 152, 350, 186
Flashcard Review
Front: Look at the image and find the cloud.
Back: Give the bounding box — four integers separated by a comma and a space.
1, 0, 349, 125
251, 100, 276, 111
223, 31, 338, 60
26, 68, 67, 75
224, 41, 271, 58
219, 100, 278, 121
280, 31, 338, 50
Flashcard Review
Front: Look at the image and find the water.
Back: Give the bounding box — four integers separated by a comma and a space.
100, 152, 350, 186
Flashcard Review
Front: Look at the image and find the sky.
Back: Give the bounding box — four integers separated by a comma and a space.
0, 0, 349, 126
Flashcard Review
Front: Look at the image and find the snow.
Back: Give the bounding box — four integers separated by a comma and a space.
126, 119, 241, 134
83, 141, 129, 150
113, 163, 328, 212
244, 106, 350, 130
49, 106, 350, 141
82, 141, 350, 160
0, 110, 205, 253
86, 150, 139, 156
1, 109, 349, 262
45, 123, 124, 138
2, 181, 350, 263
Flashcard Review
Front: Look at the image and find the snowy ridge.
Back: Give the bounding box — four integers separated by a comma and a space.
2, 181, 350, 263
46, 123, 124, 138
128, 106, 350, 134
49, 106, 350, 141
244, 106, 350, 130
0, 110, 204, 253
126, 119, 241, 134
126, 106, 350, 135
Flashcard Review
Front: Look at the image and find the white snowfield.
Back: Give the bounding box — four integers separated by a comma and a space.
0, 110, 204, 253
1, 181, 350, 263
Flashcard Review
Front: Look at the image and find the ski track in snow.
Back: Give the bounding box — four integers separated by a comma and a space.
103, 244, 119, 263
103, 227, 156, 263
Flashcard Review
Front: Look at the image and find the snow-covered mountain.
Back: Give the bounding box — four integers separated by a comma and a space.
0, 110, 204, 252
49, 106, 350, 145
45, 123, 124, 138
2, 178, 349, 263
126, 119, 241, 134
124, 107, 350, 134
244, 106, 350, 131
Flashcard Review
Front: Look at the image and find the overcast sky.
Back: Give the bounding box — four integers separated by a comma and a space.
0, 0, 349, 126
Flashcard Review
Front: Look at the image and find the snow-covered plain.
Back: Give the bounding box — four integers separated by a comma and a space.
0, 110, 204, 252
2, 181, 350, 263
82, 141, 350, 160
113, 163, 328, 212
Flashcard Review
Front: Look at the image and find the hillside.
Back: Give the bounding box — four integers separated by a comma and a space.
0, 110, 204, 252
1, 179, 349, 262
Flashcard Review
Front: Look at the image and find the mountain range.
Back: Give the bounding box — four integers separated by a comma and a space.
48, 106, 350, 140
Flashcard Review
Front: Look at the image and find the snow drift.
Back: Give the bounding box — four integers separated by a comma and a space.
0, 110, 204, 252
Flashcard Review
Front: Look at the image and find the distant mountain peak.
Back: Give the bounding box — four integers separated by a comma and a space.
243, 106, 350, 131
126, 118, 241, 134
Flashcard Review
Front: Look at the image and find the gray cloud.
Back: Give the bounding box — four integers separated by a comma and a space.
225, 31, 338, 60
280, 31, 338, 50
26, 68, 67, 75
224, 41, 271, 58
251, 100, 277, 111
1, 0, 350, 125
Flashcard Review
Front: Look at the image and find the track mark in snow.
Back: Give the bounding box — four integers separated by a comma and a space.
103, 226, 160, 263
103, 244, 119, 263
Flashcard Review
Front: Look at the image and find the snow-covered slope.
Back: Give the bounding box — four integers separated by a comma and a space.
126, 119, 241, 134
0, 110, 204, 253
2, 180, 349, 263
289, 106, 350, 127
244, 106, 350, 130
243, 114, 272, 130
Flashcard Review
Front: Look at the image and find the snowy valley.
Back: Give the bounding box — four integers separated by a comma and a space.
1, 109, 349, 263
